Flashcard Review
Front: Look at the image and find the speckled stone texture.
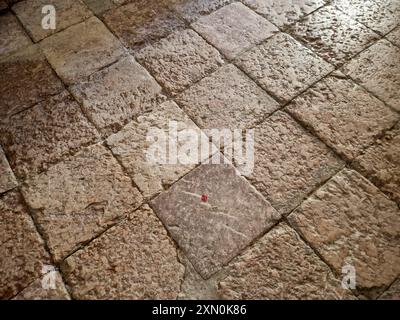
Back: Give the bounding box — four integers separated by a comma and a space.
0, 191, 50, 299
192, 3, 278, 59
379, 279, 400, 300
288, 169, 400, 297
173, 0, 234, 23
176, 64, 279, 130
40, 17, 126, 85
218, 223, 352, 299
70, 56, 163, 137
234, 33, 333, 104
289, 5, 379, 66
0, 12, 31, 56
0, 146, 17, 194
0, 91, 100, 180
13, 0, 93, 42
151, 164, 281, 278
387, 26, 400, 47
247, 111, 343, 214
21, 144, 143, 262
61, 204, 184, 299
342, 39, 400, 111
286, 75, 399, 160
242, 0, 326, 28
137, 29, 224, 95
0, 45, 64, 119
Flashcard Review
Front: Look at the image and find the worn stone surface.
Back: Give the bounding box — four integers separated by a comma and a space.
0, 146, 17, 194
0, 45, 64, 119
289, 6, 379, 66
0, 91, 100, 180
61, 204, 184, 299
173, 0, 233, 23
235, 33, 333, 104
21, 144, 143, 262
0, 12, 32, 57
136, 29, 224, 95
342, 39, 400, 111
40, 17, 126, 85
287, 75, 399, 160
70, 55, 163, 136
218, 223, 352, 299
83, 0, 115, 14
176, 64, 279, 130
192, 3, 278, 59
152, 164, 280, 278
387, 26, 400, 47
247, 111, 343, 214
379, 279, 400, 300
288, 169, 400, 296
242, 0, 326, 28
0, 191, 50, 299
0, 1, 8, 11
13, 0, 93, 42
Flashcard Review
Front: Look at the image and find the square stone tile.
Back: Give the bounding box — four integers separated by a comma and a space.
0, 91, 100, 180
136, 29, 224, 95
387, 26, 400, 47
288, 169, 400, 297
70, 55, 163, 137
353, 123, 400, 205
0, 146, 17, 194
286, 75, 399, 160
103, 0, 185, 51
61, 204, 184, 299
0, 45, 64, 119
176, 64, 279, 130
192, 3, 278, 59
13, 0, 93, 42
288, 5, 379, 66
151, 164, 280, 279
235, 33, 333, 104
40, 17, 126, 85
0, 191, 50, 299
172, 0, 233, 23
342, 39, 400, 112
83, 0, 115, 15
0, 12, 32, 56
21, 144, 143, 262
242, 0, 326, 28
218, 223, 352, 299
247, 111, 343, 214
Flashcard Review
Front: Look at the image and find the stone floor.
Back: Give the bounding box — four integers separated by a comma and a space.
0, 0, 399, 300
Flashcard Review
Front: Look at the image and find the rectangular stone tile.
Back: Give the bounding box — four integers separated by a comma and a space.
0, 191, 50, 299
40, 17, 126, 85
0, 45, 64, 119
61, 204, 184, 299
0, 12, 32, 56
21, 144, 143, 262
242, 0, 326, 28
13, 0, 93, 42
0, 146, 17, 194
83, 0, 115, 15
218, 223, 353, 299
0, 91, 100, 180
286, 75, 399, 160
136, 29, 224, 95
288, 5, 380, 66
70, 55, 163, 137
342, 39, 400, 112
387, 26, 400, 47
288, 169, 400, 297
234, 33, 333, 104
172, 0, 233, 23
192, 2, 278, 59
176, 64, 279, 130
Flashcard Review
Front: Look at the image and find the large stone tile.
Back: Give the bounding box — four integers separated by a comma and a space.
0, 91, 99, 180
0, 146, 17, 194
0, 45, 64, 119
13, 0, 93, 42
289, 5, 379, 66
387, 26, 400, 47
21, 144, 143, 262
286, 75, 399, 160
40, 17, 126, 85
0, 191, 50, 299
234, 33, 333, 104
218, 223, 352, 299
151, 164, 281, 279
379, 279, 400, 300
70, 55, 163, 137
0, 12, 32, 57
288, 169, 400, 297
192, 2, 278, 59
342, 39, 400, 111
172, 0, 233, 23
136, 29, 224, 95
61, 204, 184, 299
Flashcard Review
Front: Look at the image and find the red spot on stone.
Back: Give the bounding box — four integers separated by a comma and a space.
201, 194, 208, 202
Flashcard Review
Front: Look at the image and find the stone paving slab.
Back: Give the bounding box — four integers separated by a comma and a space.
0, 146, 17, 194
387, 26, 400, 47
0, 11, 32, 57
83, 0, 115, 15
172, 0, 234, 23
